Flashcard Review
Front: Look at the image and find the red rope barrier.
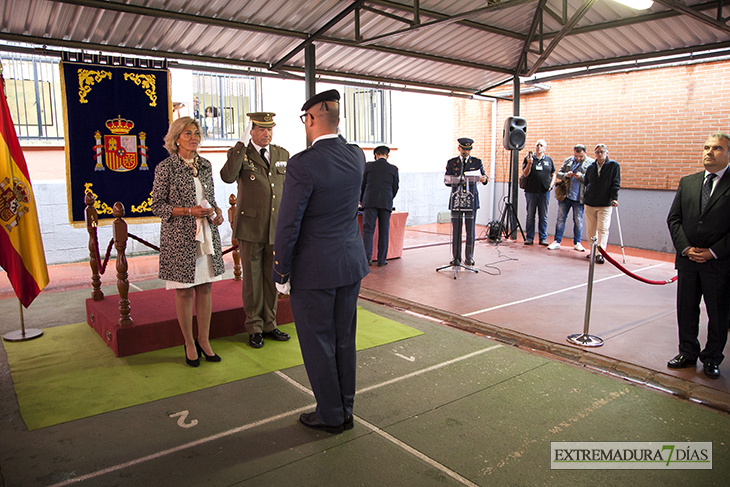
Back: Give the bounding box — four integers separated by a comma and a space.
128, 233, 160, 252
98, 231, 237, 267
597, 247, 677, 285
126, 232, 238, 256
221, 243, 238, 256
92, 236, 115, 276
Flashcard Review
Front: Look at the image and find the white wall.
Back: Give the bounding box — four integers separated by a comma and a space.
389, 91, 453, 173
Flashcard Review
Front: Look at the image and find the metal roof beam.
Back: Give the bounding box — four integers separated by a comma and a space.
362, 0, 529, 41
321, 37, 513, 74
516, 0, 549, 75
359, 5, 412, 25
539, 2, 725, 39
653, 0, 730, 35
43, 0, 508, 76
533, 40, 730, 72
47, 0, 307, 38
270, 0, 363, 70
0, 33, 500, 95
524, 0, 598, 76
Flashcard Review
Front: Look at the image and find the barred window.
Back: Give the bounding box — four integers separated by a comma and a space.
1, 53, 65, 141
342, 86, 392, 144
193, 72, 257, 143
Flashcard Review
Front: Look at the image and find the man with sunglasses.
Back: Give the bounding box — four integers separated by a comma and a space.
273, 89, 369, 434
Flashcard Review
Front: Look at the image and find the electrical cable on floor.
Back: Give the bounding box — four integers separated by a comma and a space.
477, 235, 519, 276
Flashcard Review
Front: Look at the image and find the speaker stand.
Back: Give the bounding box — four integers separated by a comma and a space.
498, 198, 524, 242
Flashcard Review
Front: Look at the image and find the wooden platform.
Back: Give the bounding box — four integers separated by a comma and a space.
86, 279, 293, 357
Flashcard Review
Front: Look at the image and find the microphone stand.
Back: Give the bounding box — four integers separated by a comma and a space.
437, 157, 479, 279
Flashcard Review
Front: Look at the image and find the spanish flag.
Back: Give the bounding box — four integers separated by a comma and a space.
0, 71, 49, 307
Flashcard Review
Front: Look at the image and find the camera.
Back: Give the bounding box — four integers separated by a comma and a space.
528, 151, 533, 158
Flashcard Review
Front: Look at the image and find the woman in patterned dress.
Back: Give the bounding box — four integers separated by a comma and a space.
152, 117, 225, 367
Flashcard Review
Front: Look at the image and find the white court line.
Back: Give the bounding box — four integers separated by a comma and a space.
358, 344, 502, 394
129, 282, 144, 292
47, 404, 313, 487
274, 370, 314, 396
357, 416, 480, 487
463, 262, 668, 317
47, 345, 502, 487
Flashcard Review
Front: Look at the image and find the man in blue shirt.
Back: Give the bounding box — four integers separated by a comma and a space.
548, 144, 594, 252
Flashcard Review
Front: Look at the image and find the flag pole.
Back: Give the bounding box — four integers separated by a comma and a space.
2, 298, 43, 342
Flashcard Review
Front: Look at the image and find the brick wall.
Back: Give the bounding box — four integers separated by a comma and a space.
455, 60, 730, 191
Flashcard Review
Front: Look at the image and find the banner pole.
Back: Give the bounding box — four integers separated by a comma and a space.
2, 298, 43, 342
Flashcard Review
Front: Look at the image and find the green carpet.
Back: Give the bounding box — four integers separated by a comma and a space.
4, 307, 423, 430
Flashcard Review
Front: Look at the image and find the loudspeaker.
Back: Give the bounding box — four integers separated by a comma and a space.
502, 117, 527, 150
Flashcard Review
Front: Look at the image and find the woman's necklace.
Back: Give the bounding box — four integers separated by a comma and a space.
181, 154, 199, 177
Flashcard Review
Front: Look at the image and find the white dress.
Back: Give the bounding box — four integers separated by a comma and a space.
166, 176, 223, 290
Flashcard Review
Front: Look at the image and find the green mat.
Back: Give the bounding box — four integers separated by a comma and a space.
4, 307, 423, 430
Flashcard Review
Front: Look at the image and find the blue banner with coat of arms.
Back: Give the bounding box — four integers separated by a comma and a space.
61, 53, 170, 225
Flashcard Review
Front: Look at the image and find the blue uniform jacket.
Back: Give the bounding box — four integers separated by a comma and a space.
361, 157, 399, 210
272, 136, 370, 289
445, 156, 487, 210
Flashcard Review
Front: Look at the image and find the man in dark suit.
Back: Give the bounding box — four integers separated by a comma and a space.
667, 132, 730, 379
220, 112, 291, 349
444, 138, 488, 266
272, 89, 369, 434
361, 146, 399, 267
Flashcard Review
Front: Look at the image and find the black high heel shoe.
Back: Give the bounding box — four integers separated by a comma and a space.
195, 340, 221, 362
184, 344, 200, 367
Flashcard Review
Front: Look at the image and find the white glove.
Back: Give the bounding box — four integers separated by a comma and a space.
276, 282, 291, 295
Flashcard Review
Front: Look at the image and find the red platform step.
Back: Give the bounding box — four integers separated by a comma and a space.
86, 279, 293, 357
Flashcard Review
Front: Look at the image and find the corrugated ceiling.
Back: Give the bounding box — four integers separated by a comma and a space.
3, 0, 730, 97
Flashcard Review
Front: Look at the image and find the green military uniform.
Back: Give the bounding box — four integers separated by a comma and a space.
220, 113, 289, 340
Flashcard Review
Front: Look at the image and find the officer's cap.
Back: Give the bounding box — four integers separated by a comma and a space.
301, 89, 340, 112
458, 138, 474, 150
247, 112, 276, 128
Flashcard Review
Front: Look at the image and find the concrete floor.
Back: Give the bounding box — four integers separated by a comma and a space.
1, 224, 729, 486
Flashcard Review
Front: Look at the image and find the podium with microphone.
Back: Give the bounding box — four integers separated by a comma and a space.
437, 137, 487, 278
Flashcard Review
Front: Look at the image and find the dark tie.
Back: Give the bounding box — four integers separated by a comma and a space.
260, 147, 268, 167
701, 173, 717, 212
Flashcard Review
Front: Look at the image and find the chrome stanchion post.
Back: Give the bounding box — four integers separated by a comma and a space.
567, 237, 604, 347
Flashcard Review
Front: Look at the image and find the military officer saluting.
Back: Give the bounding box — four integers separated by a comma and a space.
220, 112, 291, 348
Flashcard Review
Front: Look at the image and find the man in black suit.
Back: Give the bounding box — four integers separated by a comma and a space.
667, 132, 730, 379
445, 138, 488, 266
272, 89, 369, 433
361, 146, 399, 267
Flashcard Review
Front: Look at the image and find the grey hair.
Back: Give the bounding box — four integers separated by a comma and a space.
708, 132, 730, 145
163, 117, 202, 155
594, 143, 608, 152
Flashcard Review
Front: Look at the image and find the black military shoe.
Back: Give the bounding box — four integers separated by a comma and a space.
248, 332, 264, 348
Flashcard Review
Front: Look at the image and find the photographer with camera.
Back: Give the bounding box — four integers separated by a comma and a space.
521, 139, 555, 246
444, 138, 488, 266
547, 144, 594, 252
